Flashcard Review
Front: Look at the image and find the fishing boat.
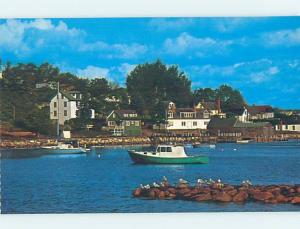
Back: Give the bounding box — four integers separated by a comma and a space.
193, 143, 216, 149
128, 144, 209, 164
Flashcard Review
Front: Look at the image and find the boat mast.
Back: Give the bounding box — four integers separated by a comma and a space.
56, 81, 60, 141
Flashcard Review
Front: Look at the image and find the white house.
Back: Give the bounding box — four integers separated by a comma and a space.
234, 107, 250, 123
247, 105, 274, 120
50, 91, 79, 125
163, 101, 211, 131
195, 99, 226, 118
275, 124, 300, 132
50, 91, 95, 125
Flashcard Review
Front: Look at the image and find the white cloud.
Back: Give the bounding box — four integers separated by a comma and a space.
76, 66, 110, 79
262, 28, 300, 46
163, 32, 232, 56
0, 19, 147, 59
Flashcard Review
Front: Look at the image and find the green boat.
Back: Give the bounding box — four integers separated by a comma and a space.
128, 144, 209, 164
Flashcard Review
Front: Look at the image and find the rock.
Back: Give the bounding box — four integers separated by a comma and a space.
177, 183, 189, 189
265, 198, 278, 204
227, 189, 238, 197
289, 188, 296, 194
275, 194, 289, 203
167, 187, 177, 194
177, 188, 191, 196
291, 197, 300, 204
233, 191, 248, 202
252, 191, 274, 202
195, 193, 212, 202
198, 187, 211, 194
296, 187, 300, 194
213, 192, 232, 202
158, 191, 166, 199
133, 188, 142, 197
190, 188, 200, 195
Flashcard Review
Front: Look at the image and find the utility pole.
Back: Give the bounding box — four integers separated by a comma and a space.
12, 105, 16, 120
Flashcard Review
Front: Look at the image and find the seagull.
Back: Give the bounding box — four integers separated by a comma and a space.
160, 182, 165, 187
144, 184, 151, 189
162, 176, 168, 182
209, 178, 215, 184
197, 178, 205, 184
140, 184, 145, 189
179, 178, 188, 184
217, 179, 221, 183
245, 180, 252, 186
153, 182, 160, 188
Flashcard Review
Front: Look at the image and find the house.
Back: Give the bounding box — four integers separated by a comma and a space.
207, 117, 274, 139
50, 91, 94, 125
275, 123, 300, 132
232, 107, 250, 123
106, 110, 142, 136
195, 99, 226, 118
247, 105, 274, 120
35, 81, 56, 89
158, 101, 211, 132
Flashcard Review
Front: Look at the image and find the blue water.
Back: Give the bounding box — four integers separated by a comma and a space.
1, 141, 300, 213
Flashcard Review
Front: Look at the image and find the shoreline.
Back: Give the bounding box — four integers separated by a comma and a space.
1, 135, 299, 149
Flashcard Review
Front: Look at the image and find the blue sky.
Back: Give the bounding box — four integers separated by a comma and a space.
0, 17, 300, 109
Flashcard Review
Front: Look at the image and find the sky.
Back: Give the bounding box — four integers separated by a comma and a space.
0, 17, 300, 109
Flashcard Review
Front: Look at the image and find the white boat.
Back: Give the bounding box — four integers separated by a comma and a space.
236, 139, 252, 144
41, 141, 86, 154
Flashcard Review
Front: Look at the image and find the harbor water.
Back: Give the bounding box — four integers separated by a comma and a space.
1, 141, 300, 213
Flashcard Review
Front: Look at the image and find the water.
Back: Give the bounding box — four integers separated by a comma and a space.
1, 141, 300, 213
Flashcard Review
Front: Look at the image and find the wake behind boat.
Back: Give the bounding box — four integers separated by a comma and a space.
128, 144, 209, 164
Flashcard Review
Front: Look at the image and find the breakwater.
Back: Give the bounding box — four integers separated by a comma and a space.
133, 178, 300, 205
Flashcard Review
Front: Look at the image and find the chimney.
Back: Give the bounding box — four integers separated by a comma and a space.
216, 98, 221, 113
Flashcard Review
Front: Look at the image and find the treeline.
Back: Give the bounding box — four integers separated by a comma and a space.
0, 59, 246, 135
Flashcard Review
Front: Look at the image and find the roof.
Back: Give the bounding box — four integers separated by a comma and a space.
208, 117, 271, 129
247, 105, 273, 115
50, 91, 80, 101
232, 108, 246, 116
112, 110, 141, 120
207, 117, 237, 128
199, 101, 218, 111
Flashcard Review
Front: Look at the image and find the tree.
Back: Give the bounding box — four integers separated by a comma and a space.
126, 60, 192, 120
216, 85, 245, 113
193, 88, 217, 104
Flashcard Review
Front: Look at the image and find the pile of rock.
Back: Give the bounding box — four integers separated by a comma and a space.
133, 178, 300, 205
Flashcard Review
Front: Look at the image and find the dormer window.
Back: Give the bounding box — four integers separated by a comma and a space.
168, 112, 173, 118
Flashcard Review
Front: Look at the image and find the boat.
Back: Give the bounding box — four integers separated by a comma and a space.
41, 140, 86, 154
128, 144, 209, 164
236, 139, 254, 144
193, 143, 216, 149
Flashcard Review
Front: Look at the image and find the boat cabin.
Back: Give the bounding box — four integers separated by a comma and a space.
154, 145, 187, 158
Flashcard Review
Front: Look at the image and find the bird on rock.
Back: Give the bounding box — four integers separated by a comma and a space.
144, 184, 151, 189
179, 178, 188, 184
140, 184, 145, 189
163, 176, 168, 182
153, 182, 160, 188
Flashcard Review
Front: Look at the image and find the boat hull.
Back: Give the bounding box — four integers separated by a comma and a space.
128, 151, 209, 164
40, 147, 86, 154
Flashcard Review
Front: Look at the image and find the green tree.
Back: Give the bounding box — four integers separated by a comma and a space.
126, 60, 192, 120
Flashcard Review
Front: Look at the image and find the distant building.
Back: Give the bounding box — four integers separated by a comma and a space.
155, 101, 211, 132
232, 107, 250, 123
35, 81, 56, 89
50, 91, 94, 125
207, 117, 274, 139
247, 105, 274, 120
195, 99, 226, 118
275, 124, 300, 132
106, 110, 142, 136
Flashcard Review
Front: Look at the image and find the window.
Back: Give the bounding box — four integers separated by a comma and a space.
168, 112, 173, 118
193, 121, 197, 126
293, 125, 296, 130
64, 101, 67, 107
182, 121, 186, 126
157, 147, 161, 152
285, 125, 288, 130
131, 121, 135, 125
161, 147, 166, 152
168, 121, 173, 126
126, 121, 130, 126
61, 95, 64, 99
108, 121, 115, 126
135, 121, 139, 126
53, 111, 57, 117
64, 110, 67, 116
112, 113, 116, 118
54, 102, 57, 108
124, 114, 128, 117
204, 121, 209, 125
167, 147, 172, 152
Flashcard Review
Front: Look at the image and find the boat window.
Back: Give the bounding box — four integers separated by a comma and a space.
152, 152, 156, 155
157, 147, 161, 152
167, 147, 172, 152
144, 152, 147, 155
161, 147, 166, 152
